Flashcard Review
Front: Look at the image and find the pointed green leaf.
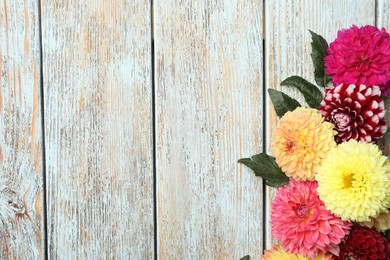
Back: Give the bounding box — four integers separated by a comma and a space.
309, 30, 331, 87
240, 256, 250, 260
268, 89, 301, 118
238, 153, 289, 188
281, 76, 323, 108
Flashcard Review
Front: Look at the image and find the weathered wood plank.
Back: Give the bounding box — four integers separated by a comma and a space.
155, 1, 263, 258
265, 0, 375, 248
41, 1, 153, 258
376, 0, 390, 156
0, 0, 44, 258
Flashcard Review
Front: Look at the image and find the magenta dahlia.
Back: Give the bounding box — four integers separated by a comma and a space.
319, 84, 387, 143
271, 179, 351, 258
333, 224, 390, 260
324, 25, 390, 96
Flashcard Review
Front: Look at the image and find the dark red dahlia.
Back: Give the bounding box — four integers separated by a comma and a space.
324, 25, 390, 97
319, 84, 387, 143
333, 224, 390, 260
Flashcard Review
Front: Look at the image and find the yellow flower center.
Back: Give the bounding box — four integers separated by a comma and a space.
343, 173, 354, 189
342, 172, 366, 190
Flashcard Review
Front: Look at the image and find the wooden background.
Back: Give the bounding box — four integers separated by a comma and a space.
0, 0, 388, 259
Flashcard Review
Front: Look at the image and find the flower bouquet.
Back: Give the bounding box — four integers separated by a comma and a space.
239, 25, 390, 259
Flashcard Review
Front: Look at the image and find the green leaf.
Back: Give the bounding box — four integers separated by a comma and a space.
240, 256, 250, 260
281, 76, 323, 108
238, 153, 289, 188
309, 30, 331, 87
268, 89, 301, 118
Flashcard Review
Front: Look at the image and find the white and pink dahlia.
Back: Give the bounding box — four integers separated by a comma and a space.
271, 180, 351, 258
319, 84, 387, 143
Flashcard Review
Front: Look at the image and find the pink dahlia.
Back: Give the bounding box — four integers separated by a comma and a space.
333, 224, 390, 260
319, 84, 387, 143
325, 25, 390, 96
271, 179, 351, 258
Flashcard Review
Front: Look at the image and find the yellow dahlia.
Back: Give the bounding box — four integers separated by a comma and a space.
316, 140, 390, 222
272, 107, 336, 180
360, 210, 390, 232
262, 245, 332, 260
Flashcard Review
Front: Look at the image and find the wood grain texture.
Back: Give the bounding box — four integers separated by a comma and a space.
264, 0, 375, 248
376, 0, 390, 157
155, 1, 263, 258
41, 0, 153, 258
0, 0, 43, 258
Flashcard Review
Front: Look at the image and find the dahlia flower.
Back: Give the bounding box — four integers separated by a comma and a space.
316, 140, 390, 222
262, 245, 332, 260
324, 25, 390, 96
272, 107, 336, 181
319, 84, 387, 143
360, 210, 390, 232
271, 180, 351, 258
333, 224, 390, 260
